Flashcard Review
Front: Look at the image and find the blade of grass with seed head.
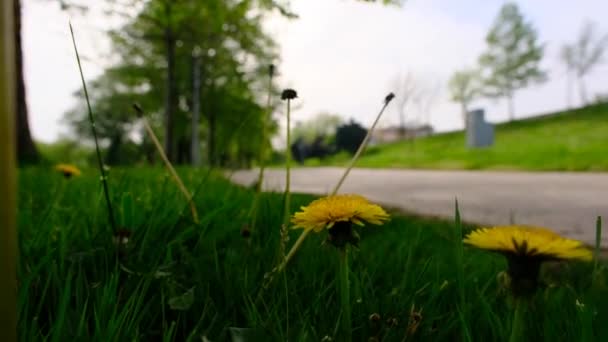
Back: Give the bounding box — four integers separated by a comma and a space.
249, 64, 275, 232
331, 92, 394, 195
69, 22, 117, 233
133, 103, 199, 224
281, 89, 297, 229
277, 92, 395, 274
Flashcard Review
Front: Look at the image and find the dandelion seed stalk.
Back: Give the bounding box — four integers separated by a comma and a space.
281, 89, 297, 229
133, 103, 199, 224
279, 93, 394, 271
331, 92, 394, 195
69, 22, 117, 233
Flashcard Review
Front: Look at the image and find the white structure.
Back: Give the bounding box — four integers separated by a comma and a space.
466, 109, 494, 148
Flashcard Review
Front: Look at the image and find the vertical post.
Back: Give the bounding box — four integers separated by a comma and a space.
191, 49, 201, 166
1, 0, 19, 339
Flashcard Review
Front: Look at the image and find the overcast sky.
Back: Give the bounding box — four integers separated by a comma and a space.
23, 0, 608, 143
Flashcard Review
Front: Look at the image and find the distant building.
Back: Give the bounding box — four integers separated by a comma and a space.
369, 125, 434, 145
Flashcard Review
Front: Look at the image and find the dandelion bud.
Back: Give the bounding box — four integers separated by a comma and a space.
281, 89, 297, 100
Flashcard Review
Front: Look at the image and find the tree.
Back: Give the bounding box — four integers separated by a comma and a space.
449, 68, 478, 128
478, 2, 546, 121
292, 112, 342, 144
12, 0, 87, 164
13, 0, 39, 164
391, 72, 419, 136
412, 78, 440, 127
560, 21, 608, 106
335, 120, 367, 154
67, 0, 281, 167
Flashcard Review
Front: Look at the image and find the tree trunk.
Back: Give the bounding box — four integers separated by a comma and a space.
191, 52, 201, 166
163, 5, 177, 162
461, 102, 468, 130
578, 75, 587, 107
398, 108, 406, 138
566, 69, 572, 110
208, 103, 216, 166
507, 92, 515, 121
14, 0, 39, 164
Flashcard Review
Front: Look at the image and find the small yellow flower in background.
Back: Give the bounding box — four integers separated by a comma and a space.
55, 164, 82, 178
291, 194, 389, 248
291, 194, 389, 232
464, 225, 592, 296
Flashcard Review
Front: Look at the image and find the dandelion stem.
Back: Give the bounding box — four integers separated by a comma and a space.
69, 22, 117, 233
508, 299, 526, 342
278, 93, 394, 274
283, 97, 293, 227
331, 93, 394, 195
338, 247, 352, 341
133, 104, 199, 224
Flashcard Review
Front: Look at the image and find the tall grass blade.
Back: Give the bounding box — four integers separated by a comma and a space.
594, 216, 602, 273
69, 22, 117, 233
454, 198, 471, 341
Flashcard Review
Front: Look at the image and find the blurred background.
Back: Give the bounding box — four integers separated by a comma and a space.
14, 0, 608, 168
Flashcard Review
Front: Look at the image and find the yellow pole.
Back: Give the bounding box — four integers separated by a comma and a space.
0, 0, 19, 340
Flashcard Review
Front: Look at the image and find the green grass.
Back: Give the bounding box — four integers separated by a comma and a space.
315, 103, 608, 171
17, 167, 608, 341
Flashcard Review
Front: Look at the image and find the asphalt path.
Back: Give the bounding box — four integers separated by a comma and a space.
229, 167, 608, 247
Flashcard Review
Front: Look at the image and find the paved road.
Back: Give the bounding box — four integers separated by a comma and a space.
229, 167, 608, 246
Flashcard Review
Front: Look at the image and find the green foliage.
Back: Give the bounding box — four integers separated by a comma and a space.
37, 139, 95, 166
478, 2, 546, 119
448, 68, 479, 125
66, 0, 281, 166
16, 167, 608, 340
560, 21, 608, 105
292, 113, 342, 144
317, 103, 608, 171
335, 120, 368, 154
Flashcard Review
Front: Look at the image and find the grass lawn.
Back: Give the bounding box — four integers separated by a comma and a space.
17, 167, 608, 341
312, 103, 608, 171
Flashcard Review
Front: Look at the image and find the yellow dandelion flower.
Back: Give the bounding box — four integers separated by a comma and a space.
291, 194, 389, 232
291, 194, 389, 248
55, 164, 82, 178
464, 225, 592, 296
464, 226, 592, 261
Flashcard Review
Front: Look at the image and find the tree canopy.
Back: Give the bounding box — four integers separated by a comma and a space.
478, 2, 546, 120
66, 0, 283, 166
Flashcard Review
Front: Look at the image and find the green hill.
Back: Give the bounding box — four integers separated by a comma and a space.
318, 103, 608, 171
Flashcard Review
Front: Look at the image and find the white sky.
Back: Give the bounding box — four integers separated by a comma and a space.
23, 0, 608, 143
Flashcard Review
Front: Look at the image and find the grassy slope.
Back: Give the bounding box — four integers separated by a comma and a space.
317, 103, 608, 171
18, 167, 608, 341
